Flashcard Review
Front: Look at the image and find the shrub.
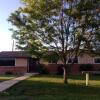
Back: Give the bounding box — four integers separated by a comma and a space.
5, 71, 13, 75
37, 64, 49, 74
80, 64, 93, 71
57, 64, 63, 75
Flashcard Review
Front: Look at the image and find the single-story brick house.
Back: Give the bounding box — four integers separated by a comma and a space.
40, 53, 100, 74
0, 51, 100, 74
0, 51, 39, 74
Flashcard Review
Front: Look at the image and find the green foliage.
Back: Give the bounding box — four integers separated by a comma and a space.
57, 65, 63, 75
43, 52, 60, 63
8, 0, 100, 59
37, 64, 49, 74
80, 64, 93, 71
8, 0, 100, 83
5, 71, 13, 75
8, 0, 78, 61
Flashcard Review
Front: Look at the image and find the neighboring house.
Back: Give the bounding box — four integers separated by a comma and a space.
0, 51, 38, 74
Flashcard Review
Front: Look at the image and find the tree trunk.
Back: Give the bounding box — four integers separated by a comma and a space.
63, 66, 68, 84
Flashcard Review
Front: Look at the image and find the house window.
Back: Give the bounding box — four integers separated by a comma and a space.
0, 58, 15, 66
68, 58, 78, 63
94, 58, 100, 64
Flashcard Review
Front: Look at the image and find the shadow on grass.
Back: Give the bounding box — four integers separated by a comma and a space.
1, 75, 98, 96
0, 75, 100, 100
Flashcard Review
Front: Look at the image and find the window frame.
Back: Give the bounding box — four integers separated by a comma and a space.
0, 58, 15, 66
94, 57, 100, 64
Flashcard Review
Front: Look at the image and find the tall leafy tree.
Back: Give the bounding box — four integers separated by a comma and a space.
8, 0, 100, 83
68, 0, 100, 55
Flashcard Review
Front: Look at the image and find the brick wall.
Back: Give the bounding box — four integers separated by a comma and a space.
44, 64, 100, 75
0, 66, 27, 74
44, 64, 59, 74
92, 64, 100, 71
0, 64, 100, 75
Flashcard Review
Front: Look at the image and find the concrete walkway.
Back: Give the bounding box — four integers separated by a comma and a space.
0, 73, 38, 92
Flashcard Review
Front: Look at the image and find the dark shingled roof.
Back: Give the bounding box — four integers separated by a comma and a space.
0, 51, 31, 58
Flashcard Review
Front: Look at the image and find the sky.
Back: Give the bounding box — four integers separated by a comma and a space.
0, 0, 22, 51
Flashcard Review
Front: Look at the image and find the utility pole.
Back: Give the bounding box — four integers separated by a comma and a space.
12, 39, 14, 51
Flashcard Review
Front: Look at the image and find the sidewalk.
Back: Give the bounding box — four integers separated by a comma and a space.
0, 73, 38, 92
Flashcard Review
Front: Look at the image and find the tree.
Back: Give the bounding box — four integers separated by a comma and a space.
8, 0, 100, 83
43, 51, 60, 64
68, 0, 100, 55
8, 10, 47, 59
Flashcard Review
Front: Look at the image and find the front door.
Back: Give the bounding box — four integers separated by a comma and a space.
28, 58, 38, 72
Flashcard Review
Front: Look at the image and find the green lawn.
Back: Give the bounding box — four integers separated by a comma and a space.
0, 75, 100, 100
0, 75, 15, 82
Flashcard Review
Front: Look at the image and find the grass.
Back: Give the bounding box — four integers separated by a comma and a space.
0, 75, 15, 82
0, 74, 100, 100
